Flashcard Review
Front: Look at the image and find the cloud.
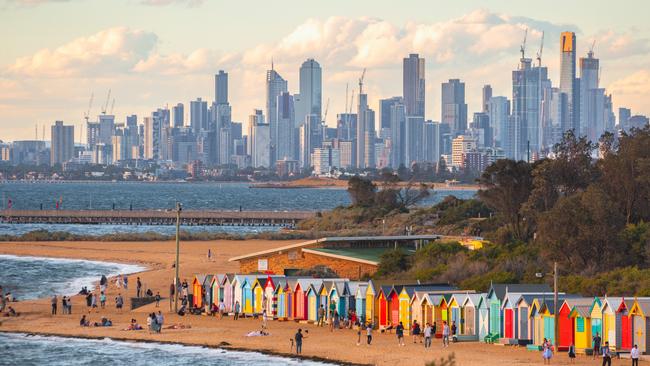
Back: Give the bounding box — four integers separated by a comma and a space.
7, 27, 158, 77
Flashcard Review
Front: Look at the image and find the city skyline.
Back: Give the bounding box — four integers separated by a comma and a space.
1, 1, 650, 141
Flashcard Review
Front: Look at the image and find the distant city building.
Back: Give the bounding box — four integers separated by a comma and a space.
405, 116, 424, 165
215, 70, 228, 105
403, 54, 425, 118
276, 158, 300, 177
276, 92, 296, 161
560, 31, 580, 133
266, 65, 288, 163
98, 114, 115, 146
441, 79, 468, 137
423, 121, 440, 165
295, 59, 322, 125
618, 107, 631, 130
482, 85, 492, 113
336, 113, 357, 141
451, 135, 477, 168
311, 147, 340, 175
388, 99, 406, 168
488, 96, 510, 148
50, 121, 74, 166
172, 103, 184, 128
356, 91, 369, 169
190, 98, 208, 133
380, 96, 403, 131
248, 109, 270, 168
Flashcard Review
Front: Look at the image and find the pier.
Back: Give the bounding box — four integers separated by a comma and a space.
0, 209, 317, 227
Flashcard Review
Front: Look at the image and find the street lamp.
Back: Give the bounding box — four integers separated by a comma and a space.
536, 262, 559, 351
174, 202, 182, 313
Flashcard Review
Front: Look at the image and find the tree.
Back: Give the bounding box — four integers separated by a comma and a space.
376, 248, 410, 277
477, 159, 533, 241
347, 176, 377, 207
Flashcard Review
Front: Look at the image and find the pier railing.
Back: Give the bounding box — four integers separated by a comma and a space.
0, 209, 317, 227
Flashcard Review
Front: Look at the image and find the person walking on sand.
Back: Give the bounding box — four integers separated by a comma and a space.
156, 311, 164, 333
593, 332, 602, 360
91, 293, 97, 312
317, 305, 325, 327
366, 323, 373, 345
396, 321, 405, 346
123, 276, 128, 290
115, 275, 122, 289
412, 320, 421, 343
61, 296, 67, 315
234, 301, 240, 320
542, 340, 553, 364
262, 309, 269, 330
169, 282, 175, 311
100, 292, 106, 309
568, 342, 576, 363
136, 277, 142, 298
294, 328, 304, 354
218, 300, 225, 319
424, 322, 432, 348
86, 292, 92, 313
631, 344, 640, 366
442, 321, 450, 347
51, 294, 57, 315
155, 292, 161, 307
115, 293, 124, 313
207, 249, 212, 261
601, 341, 612, 366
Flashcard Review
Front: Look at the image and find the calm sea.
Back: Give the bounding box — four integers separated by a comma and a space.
0, 182, 475, 235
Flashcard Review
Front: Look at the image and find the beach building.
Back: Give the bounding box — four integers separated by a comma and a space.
630, 299, 650, 354
601, 297, 626, 350
191, 274, 207, 309
477, 295, 491, 341
229, 235, 441, 280
460, 294, 483, 340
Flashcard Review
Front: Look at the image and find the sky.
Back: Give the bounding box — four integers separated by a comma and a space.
1, 0, 650, 142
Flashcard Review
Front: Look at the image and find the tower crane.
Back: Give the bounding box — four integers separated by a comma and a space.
536, 31, 545, 67
101, 89, 111, 114
358, 68, 366, 94
84, 92, 94, 123
589, 39, 596, 57
520, 28, 528, 60
323, 98, 330, 125
110, 98, 115, 115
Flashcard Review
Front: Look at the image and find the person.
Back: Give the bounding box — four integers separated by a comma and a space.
294, 328, 304, 354
317, 305, 325, 327
51, 295, 57, 315
136, 277, 142, 298
66, 296, 72, 314
155, 292, 161, 307
100, 292, 106, 309
86, 292, 92, 313
91, 293, 97, 312
568, 342, 576, 363
432, 321, 437, 338
156, 311, 164, 333
631, 344, 640, 366
356, 323, 362, 346
543, 339, 553, 364
442, 321, 450, 347
61, 296, 68, 315
366, 323, 373, 345
329, 300, 336, 320
115, 293, 124, 312
207, 249, 211, 261
262, 309, 268, 329
412, 320, 421, 343
424, 322, 433, 348
218, 300, 226, 319
601, 341, 612, 366
115, 275, 122, 289
4, 306, 18, 317
79, 315, 89, 326
123, 276, 128, 290
333, 310, 340, 330
100, 275, 107, 293
169, 282, 175, 311
451, 321, 457, 342
396, 321, 405, 346
593, 332, 602, 359
146, 313, 153, 333
234, 301, 240, 320
146, 289, 153, 297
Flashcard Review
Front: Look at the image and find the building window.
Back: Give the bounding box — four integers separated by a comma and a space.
258, 259, 268, 271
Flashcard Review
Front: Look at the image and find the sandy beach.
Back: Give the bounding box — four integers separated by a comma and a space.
0, 240, 643, 365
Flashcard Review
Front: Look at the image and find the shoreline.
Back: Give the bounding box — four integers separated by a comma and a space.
0, 330, 364, 365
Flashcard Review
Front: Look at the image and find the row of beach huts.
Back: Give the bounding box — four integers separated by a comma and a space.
187, 274, 650, 355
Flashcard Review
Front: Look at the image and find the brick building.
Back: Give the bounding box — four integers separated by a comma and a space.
229, 235, 441, 280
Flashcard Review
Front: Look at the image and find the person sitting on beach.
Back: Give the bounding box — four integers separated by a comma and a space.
246, 329, 270, 337
177, 304, 186, 316
123, 318, 143, 331
4, 306, 19, 317
164, 323, 191, 330
146, 289, 154, 297
80, 315, 89, 326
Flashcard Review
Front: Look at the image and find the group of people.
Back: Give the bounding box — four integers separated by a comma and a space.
79, 314, 112, 327
0, 286, 18, 317
147, 311, 164, 333
543, 334, 641, 366
50, 295, 73, 315
393, 320, 453, 348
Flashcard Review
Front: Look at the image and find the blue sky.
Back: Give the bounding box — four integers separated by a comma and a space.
1, 0, 649, 141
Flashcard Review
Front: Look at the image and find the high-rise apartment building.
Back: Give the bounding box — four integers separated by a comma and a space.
50, 121, 74, 166
356, 92, 368, 169
215, 70, 228, 105
441, 79, 468, 137
560, 32, 580, 133
482, 85, 493, 113
295, 59, 322, 125
380, 97, 403, 130
247, 109, 270, 168
579, 49, 606, 142
190, 98, 208, 133
451, 135, 477, 168
403, 54, 425, 118
172, 103, 184, 128
423, 121, 440, 165
266, 66, 288, 163
488, 96, 510, 148
276, 92, 295, 161
405, 116, 424, 165
388, 100, 406, 168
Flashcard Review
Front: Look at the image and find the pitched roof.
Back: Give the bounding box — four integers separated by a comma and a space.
488, 283, 552, 301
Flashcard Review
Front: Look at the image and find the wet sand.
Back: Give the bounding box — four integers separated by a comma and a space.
0, 240, 643, 365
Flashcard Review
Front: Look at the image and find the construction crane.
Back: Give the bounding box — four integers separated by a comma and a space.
358, 68, 366, 94
536, 31, 545, 67
101, 89, 111, 114
589, 39, 596, 57
520, 28, 528, 60
349, 89, 355, 114
322, 98, 330, 125
84, 92, 94, 123
110, 98, 115, 115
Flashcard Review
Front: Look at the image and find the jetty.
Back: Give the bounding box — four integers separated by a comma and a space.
0, 209, 316, 227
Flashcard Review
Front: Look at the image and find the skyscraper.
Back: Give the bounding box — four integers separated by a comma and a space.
619, 107, 631, 131
403, 54, 425, 118
388, 99, 406, 168
560, 32, 580, 133
356, 92, 368, 169
579, 49, 605, 142
247, 109, 270, 168
215, 70, 228, 105
482, 85, 492, 113
405, 116, 424, 165
276, 92, 295, 161
295, 59, 322, 125
172, 103, 184, 128
190, 98, 208, 133
441, 79, 468, 137
266, 65, 288, 163
50, 121, 74, 166
422, 121, 440, 165
488, 96, 510, 148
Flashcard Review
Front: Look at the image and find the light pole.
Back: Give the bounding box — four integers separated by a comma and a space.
174, 202, 182, 313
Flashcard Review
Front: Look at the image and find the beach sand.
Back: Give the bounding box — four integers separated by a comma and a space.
0, 240, 642, 365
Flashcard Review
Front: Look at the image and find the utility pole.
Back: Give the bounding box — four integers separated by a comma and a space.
553, 261, 558, 350
174, 202, 182, 313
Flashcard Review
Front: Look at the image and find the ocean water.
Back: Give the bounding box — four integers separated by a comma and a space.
0, 333, 332, 366
0, 254, 145, 301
